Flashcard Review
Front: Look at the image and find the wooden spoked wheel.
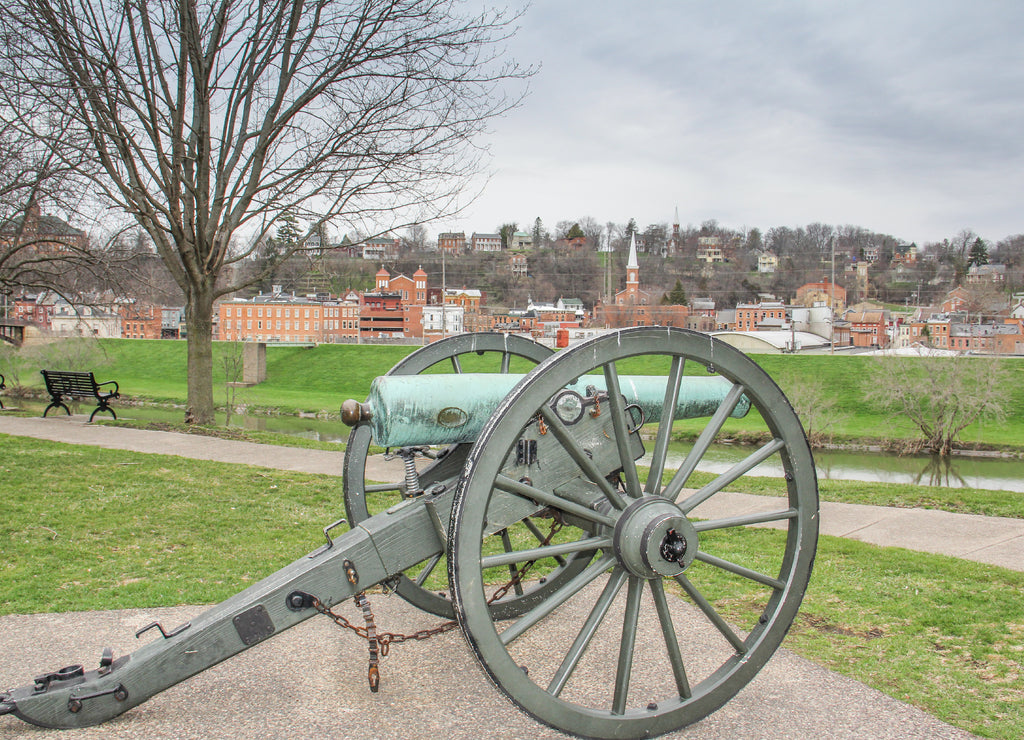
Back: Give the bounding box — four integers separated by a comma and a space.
449, 328, 818, 738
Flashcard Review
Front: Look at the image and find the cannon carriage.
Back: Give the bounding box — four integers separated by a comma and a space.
1, 328, 818, 739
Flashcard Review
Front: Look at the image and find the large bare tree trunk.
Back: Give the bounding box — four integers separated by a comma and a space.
185, 281, 216, 424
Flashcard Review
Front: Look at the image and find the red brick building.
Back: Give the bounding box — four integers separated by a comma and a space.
120, 304, 163, 340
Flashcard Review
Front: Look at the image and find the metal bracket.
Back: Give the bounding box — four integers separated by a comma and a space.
33, 665, 83, 693
135, 621, 191, 640
308, 516, 347, 558
285, 590, 316, 611
232, 604, 275, 646
67, 684, 128, 713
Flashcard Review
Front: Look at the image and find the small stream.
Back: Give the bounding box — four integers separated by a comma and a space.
10, 400, 1024, 493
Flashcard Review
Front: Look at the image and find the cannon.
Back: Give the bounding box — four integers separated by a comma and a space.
0, 328, 818, 739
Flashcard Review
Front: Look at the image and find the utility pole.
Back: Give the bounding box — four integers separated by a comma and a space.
830, 236, 835, 355
441, 246, 447, 339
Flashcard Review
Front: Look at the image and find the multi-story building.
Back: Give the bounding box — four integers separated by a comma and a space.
471, 233, 501, 252
120, 304, 163, 340
757, 250, 778, 273
795, 281, 846, 312
12, 292, 55, 328
0, 203, 88, 255
734, 302, 788, 332
966, 264, 1006, 284
511, 231, 533, 250
50, 296, 121, 338
696, 236, 723, 264
509, 253, 528, 277
422, 304, 464, 336
360, 235, 400, 261
846, 310, 888, 348
359, 291, 405, 338
437, 232, 466, 254
220, 296, 329, 343
443, 287, 482, 312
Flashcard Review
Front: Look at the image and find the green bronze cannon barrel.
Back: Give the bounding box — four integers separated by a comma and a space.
342, 373, 750, 447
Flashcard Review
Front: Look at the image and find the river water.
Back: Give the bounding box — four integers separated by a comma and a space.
14, 400, 1024, 493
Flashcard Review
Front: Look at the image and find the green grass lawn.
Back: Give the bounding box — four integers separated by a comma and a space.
0, 434, 1021, 738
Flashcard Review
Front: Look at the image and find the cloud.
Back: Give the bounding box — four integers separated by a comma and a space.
448, 1, 1024, 243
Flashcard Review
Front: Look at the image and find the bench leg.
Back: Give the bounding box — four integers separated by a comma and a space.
88, 404, 116, 423
43, 401, 71, 418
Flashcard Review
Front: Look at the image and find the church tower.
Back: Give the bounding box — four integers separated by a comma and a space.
624, 233, 640, 304
670, 206, 680, 254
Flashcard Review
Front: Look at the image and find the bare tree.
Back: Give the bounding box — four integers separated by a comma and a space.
776, 370, 846, 447
0, 0, 527, 422
0, 110, 106, 300
864, 355, 1010, 456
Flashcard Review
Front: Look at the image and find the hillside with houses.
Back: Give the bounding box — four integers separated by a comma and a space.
4, 206, 1024, 355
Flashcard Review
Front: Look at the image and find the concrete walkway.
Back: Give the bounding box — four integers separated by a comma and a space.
2, 414, 1022, 572
0, 414, 1000, 739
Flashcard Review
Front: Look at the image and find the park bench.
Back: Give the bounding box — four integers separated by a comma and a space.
40, 370, 119, 422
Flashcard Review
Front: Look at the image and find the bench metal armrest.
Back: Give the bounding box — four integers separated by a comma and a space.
96, 379, 120, 397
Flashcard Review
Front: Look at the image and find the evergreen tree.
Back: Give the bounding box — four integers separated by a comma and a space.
661, 279, 688, 305
276, 210, 303, 249
531, 217, 546, 249
968, 237, 989, 267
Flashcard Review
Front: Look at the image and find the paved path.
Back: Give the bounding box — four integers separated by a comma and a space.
0, 601, 979, 740
2, 414, 1021, 572
0, 414, 1000, 738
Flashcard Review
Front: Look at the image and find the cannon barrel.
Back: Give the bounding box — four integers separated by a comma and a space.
343, 373, 749, 447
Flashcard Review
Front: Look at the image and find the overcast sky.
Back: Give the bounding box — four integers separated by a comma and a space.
442, 1, 1023, 246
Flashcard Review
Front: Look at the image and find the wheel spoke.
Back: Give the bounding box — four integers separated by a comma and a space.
694, 551, 786, 590
539, 407, 628, 510
649, 579, 690, 699
499, 528, 524, 596
679, 437, 785, 512
481, 536, 610, 569
645, 356, 685, 496
548, 568, 628, 697
450, 354, 463, 372
612, 576, 644, 715
660, 382, 747, 501
523, 518, 567, 566
602, 362, 644, 499
413, 552, 444, 587
675, 573, 747, 653
364, 482, 404, 493
500, 554, 617, 646
500, 351, 511, 373
693, 508, 798, 532
494, 475, 616, 528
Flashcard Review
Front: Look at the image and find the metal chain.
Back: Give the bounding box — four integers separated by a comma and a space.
311, 517, 564, 691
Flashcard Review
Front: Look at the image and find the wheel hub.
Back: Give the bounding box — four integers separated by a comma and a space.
612, 496, 699, 578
